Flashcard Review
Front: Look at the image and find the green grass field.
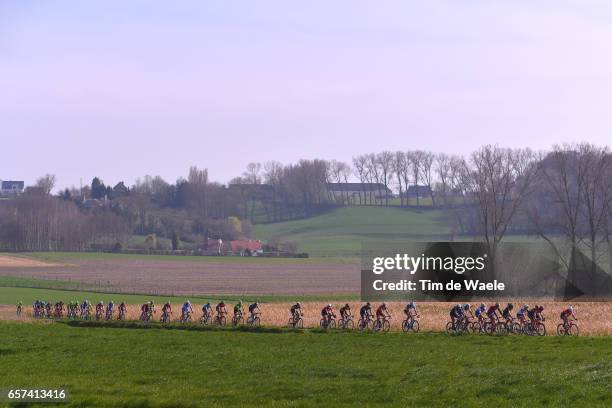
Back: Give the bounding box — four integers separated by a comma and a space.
16, 251, 355, 265
1, 322, 610, 407
254, 206, 452, 257
0, 286, 358, 306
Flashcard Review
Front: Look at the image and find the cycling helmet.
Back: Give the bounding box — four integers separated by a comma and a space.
456, 304, 461, 309
345, 303, 349, 307
569, 305, 573, 311
296, 302, 301, 307
523, 304, 528, 310
410, 301, 416, 307
366, 302, 370, 306
495, 302, 500, 307
327, 304, 332, 308
463, 304, 470, 310
109, 300, 114, 304
480, 303, 485, 309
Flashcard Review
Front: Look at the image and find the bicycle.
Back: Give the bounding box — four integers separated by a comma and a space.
200, 312, 212, 325
81, 309, 91, 321
402, 316, 420, 333
288, 314, 304, 329
105, 309, 113, 321
373, 316, 391, 332
338, 315, 354, 330
95, 309, 104, 321
446, 317, 470, 334
247, 313, 261, 327
16, 305, 22, 317
484, 318, 507, 335
524, 319, 546, 336
232, 312, 244, 326
320, 315, 336, 329
215, 313, 227, 326
160, 311, 171, 323
117, 309, 126, 321
556, 321, 579, 336
357, 315, 374, 331
180, 311, 193, 324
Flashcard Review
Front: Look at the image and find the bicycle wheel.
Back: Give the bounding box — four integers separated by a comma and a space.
345, 319, 354, 330
402, 319, 409, 332
319, 318, 327, 329
446, 321, 455, 334
373, 320, 382, 332
296, 318, 303, 329
411, 320, 420, 333
219, 316, 226, 326
382, 320, 390, 332
512, 322, 522, 335
556, 323, 565, 336
288, 318, 295, 328
484, 322, 494, 335
569, 323, 579, 336
329, 319, 336, 329
536, 323, 546, 336
253, 316, 260, 327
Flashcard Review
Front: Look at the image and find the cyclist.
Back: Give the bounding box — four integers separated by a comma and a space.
463, 304, 473, 321
404, 301, 418, 322
449, 303, 464, 329
487, 302, 501, 328
96, 301, 104, 319
290, 302, 302, 324
359, 302, 372, 322
162, 300, 172, 321
321, 304, 335, 325
517, 304, 529, 326
140, 302, 149, 320
375, 302, 390, 325
248, 302, 260, 322
55, 301, 65, 318
339, 303, 351, 323
233, 300, 244, 321
216, 300, 227, 320
148, 301, 155, 320
202, 302, 212, 320
535, 305, 545, 322
16, 300, 23, 316
118, 301, 127, 319
527, 305, 538, 328
560, 305, 577, 329
501, 303, 514, 325
106, 300, 114, 319
474, 303, 486, 324
45, 301, 52, 318
179, 300, 191, 321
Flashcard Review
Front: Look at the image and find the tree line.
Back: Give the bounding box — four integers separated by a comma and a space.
0, 143, 610, 272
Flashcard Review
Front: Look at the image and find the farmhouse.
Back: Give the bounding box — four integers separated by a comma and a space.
0, 180, 25, 196
204, 238, 263, 256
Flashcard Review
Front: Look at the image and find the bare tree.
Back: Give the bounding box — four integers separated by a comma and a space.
377, 151, 394, 206
393, 151, 408, 207
407, 151, 425, 206
352, 155, 368, 205
466, 146, 538, 263
419, 151, 436, 206
36, 174, 57, 195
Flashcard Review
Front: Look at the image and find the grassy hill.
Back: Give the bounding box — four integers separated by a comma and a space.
254, 206, 452, 257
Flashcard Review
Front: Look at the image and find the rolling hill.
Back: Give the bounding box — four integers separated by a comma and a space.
254, 206, 453, 257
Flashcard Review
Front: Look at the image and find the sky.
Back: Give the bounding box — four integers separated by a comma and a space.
2, 1, 612, 191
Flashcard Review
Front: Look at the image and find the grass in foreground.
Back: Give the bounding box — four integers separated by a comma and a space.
1, 322, 610, 407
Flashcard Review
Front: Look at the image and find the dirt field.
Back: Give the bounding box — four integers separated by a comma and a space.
0, 255, 58, 268
0, 255, 360, 295
7, 301, 611, 336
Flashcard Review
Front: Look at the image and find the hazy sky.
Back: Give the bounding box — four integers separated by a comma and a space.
2, 1, 612, 190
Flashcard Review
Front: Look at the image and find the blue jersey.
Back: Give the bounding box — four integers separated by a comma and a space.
475, 307, 485, 317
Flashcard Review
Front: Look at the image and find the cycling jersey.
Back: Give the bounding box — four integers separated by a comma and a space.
475, 307, 485, 317
375, 305, 387, 318
340, 306, 349, 316
360, 305, 371, 317
248, 303, 257, 313
560, 309, 572, 319
450, 305, 463, 318
527, 309, 536, 319
502, 307, 512, 319
487, 306, 498, 316
321, 306, 333, 316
